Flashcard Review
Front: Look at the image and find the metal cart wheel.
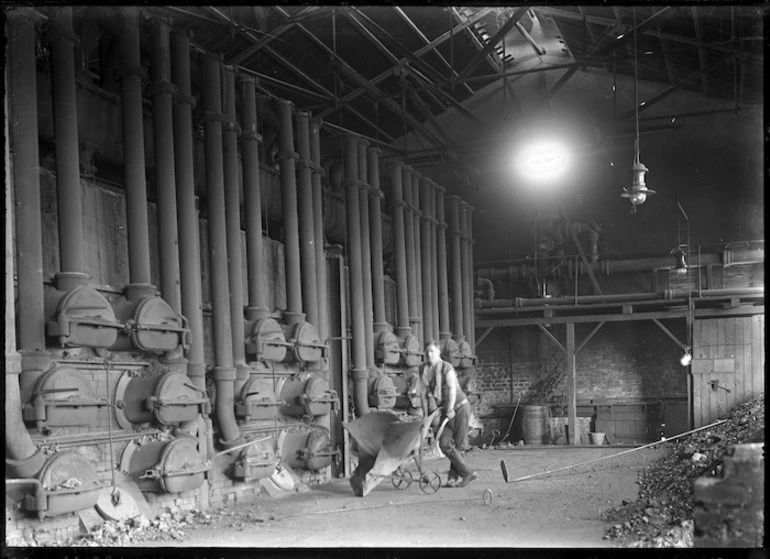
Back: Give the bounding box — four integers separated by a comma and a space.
418, 471, 441, 494
391, 467, 413, 490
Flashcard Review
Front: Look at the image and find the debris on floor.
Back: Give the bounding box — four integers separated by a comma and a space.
601, 394, 764, 548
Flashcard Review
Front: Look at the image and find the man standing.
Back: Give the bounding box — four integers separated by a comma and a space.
420, 340, 478, 488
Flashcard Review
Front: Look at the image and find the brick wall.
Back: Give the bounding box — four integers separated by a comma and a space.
475, 321, 688, 417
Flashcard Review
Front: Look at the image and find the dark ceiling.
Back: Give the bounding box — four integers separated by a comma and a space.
81, 5, 764, 184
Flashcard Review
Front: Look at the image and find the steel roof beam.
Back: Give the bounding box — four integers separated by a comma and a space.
691, 7, 710, 96
348, 8, 488, 130
457, 7, 528, 79
393, 7, 475, 96
318, 7, 494, 118
272, 6, 450, 152
229, 6, 321, 65
618, 50, 738, 120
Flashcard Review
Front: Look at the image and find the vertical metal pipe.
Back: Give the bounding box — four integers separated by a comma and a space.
201, 53, 240, 446
402, 166, 419, 342
344, 135, 369, 416
10, 10, 46, 354
240, 76, 270, 320
296, 111, 319, 328
389, 162, 411, 338
221, 65, 249, 393
466, 205, 476, 350
49, 7, 86, 278
419, 175, 433, 342
427, 180, 440, 341
446, 196, 465, 343
310, 118, 329, 343
7, 8, 42, 461
171, 30, 205, 390
357, 139, 375, 371
118, 8, 153, 289
368, 147, 388, 333
435, 184, 451, 340
150, 17, 181, 312
460, 202, 473, 350
276, 100, 304, 322
411, 171, 424, 343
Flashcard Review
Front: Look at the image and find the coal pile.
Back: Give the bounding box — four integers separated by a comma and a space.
602, 393, 764, 548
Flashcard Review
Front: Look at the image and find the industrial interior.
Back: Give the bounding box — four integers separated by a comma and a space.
4, 4, 764, 547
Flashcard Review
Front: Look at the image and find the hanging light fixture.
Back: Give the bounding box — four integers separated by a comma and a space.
680, 346, 692, 367
672, 245, 688, 274
621, 8, 655, 213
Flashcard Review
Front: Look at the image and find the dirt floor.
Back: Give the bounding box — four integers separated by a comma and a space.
103, 445, 667, 549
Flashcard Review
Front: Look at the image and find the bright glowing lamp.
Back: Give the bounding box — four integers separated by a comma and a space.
517, 140, 571, 183
680, 347, 692, 366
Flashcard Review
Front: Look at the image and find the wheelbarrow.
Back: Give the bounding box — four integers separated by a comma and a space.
344, 409, 444, 497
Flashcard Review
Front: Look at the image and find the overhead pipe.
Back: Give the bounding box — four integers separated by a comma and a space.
118, 7, 154, 299
475, 287, 765, 313
276, 99, 305, 326
171, 30, 206, 392
427, 179, 440, 341
446, 196, 465, 345
402, 166, 420, 343
368, 147, 389, 335
419, 175, 434, 343
240, 76, 271, 323
411, 170, 425, 343
7, 8, 45, 476
310, 118, 330, 345
150, 17, 182, 313
344, 134, 370, 416
477, 247, 763, 283
389, 162, 412, 340
201, 53, 241, 447
296, 111, 319, 329
10, 8, 51, 403
358, 139, 376, 373
49, 7, 88, 291
221, 64, 250, 396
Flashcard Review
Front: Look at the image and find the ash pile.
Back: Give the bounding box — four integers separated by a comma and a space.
602, 393, 764, 548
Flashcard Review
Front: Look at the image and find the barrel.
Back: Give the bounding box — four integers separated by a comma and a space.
520, 405, 549, 445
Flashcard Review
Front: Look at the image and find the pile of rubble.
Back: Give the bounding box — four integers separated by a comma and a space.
602, 393, 765, 548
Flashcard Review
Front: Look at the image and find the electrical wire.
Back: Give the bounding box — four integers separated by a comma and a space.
633, 7, 640, 165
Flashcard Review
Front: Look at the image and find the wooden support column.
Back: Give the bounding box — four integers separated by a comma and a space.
566, 322, 577, 445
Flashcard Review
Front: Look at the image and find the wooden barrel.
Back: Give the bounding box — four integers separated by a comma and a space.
520, 405, 548, 444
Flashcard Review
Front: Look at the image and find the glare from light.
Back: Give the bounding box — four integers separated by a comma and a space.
516, 141, 571, 182
680, 347, 692, 367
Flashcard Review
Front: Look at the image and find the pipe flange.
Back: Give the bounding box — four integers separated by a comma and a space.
276, 150, 299, 162
200, 110, 228, 125
44, 25, 81, 47
146, 80, 178, 98
173, 92, 197, 109
223, 119, 242, 135
114, 65, 149, 83
242, 130, 262, 143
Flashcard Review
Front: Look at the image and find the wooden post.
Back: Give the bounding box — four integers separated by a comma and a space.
566, 322, 577, 445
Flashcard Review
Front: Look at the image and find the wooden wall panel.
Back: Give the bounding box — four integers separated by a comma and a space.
691, 315, 764, 427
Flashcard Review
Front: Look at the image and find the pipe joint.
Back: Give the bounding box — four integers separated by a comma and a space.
114, 64, 149, 83
276, 150, 299, 162
351, 368, 369, 382
200, 110, 228, 125
241, 130, 262, 143
223, 119, 242, 135
297, 158, 314, 171
310, 163, 325, 176
213, 366, 237, 382
146, 80, 178, 98
45, 25, 81, 47
173, 92, 197, 108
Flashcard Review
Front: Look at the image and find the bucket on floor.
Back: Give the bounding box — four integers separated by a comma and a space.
520, 405, 548, 445
589, 432, 605, 446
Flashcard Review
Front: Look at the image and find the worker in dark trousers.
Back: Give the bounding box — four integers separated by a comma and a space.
420, 340, 478, 488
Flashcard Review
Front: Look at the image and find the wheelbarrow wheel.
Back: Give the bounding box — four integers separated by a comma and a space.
418, 471, 441, 494
391, 467, 413, 490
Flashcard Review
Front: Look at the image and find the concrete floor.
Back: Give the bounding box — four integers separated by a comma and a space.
138, 445, 668, 548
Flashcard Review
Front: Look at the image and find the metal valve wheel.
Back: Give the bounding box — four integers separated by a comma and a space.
391, 467, 413, 490
418, 471, 441, 494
